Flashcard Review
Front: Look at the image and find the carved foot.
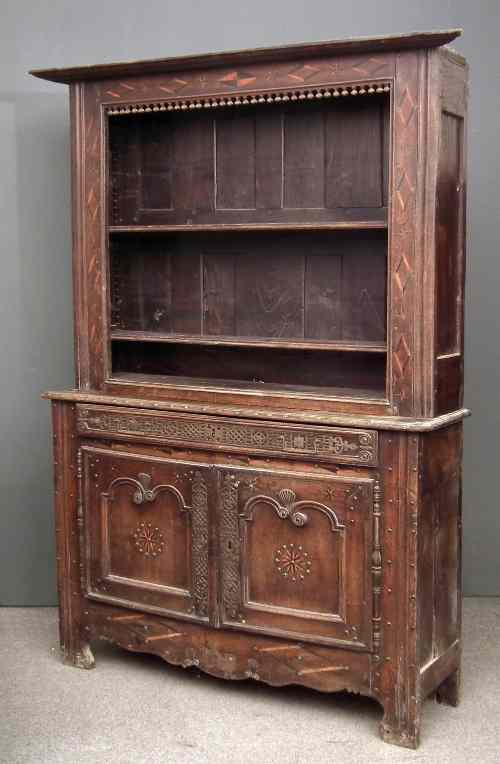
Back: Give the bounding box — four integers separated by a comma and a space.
62, 643, 95, 670
379, 718, 420, 749
436, 667, 460, 707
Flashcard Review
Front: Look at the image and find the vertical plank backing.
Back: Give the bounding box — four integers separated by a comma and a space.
216, 113, 256, 209
235, 250, 304, 337
172, 115, 214, 211
326, 100, 383, 208
304, 253, 342, 340
109, 118, 141, 224
203, 252, 236, 335
283, 106, 325, 208
342, 241, 387, 342
169, 245, 202, 333
256, 109, 283, 209
140, 117, 173, 210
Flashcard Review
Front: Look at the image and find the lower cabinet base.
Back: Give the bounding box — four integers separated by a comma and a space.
50, 397, 465, 750
63, 601, 460, 750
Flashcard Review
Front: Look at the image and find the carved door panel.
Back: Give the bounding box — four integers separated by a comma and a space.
218, 467, 376, 648
80, 446, 211, 622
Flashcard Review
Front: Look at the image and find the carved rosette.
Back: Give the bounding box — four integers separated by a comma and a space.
132, 522, 165, 558
274, 543, 312, 582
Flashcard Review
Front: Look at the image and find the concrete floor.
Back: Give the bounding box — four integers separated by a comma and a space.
1, 599, 499, 764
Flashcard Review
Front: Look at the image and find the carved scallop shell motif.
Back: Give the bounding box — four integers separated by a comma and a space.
277, 488, 296, 508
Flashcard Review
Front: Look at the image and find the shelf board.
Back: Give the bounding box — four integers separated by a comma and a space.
109, 221, 388, 235
110, 330, 387, 354
110, 371, 386, 402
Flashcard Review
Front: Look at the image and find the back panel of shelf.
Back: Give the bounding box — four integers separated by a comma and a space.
106, 89, 390, 400
109, 94, 389, 228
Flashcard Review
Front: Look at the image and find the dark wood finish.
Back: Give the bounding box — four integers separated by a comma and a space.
434, 51, 467, 415
110, 330, 387, 354
75, 404, 380, 465
109, 230, 387, 348
111, 342, 386, 396
39, 31, 468, 750
109, 98, 389, 227
30, 29, 461, 83
44, 389, 470, 430
217, 466, 376, 648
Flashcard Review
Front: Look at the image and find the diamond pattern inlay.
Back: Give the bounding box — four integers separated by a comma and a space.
397, 87, 417, 127
351, 57, 391, 77
395, 170, 415, 214
157, 78, 190, 95
287, 63, 322, 83
395, 253, 412, 295
393, 336, 411, 377
219, 70, 258, 88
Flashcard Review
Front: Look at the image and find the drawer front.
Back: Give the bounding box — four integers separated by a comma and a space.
218, 466, 377, 649
76, 404, 378, 466
80, 445, 211, 622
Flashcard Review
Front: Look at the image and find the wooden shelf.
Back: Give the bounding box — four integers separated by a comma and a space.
111, 330, 387, 354
109, 221, 388, 235
110, 371, 386, 401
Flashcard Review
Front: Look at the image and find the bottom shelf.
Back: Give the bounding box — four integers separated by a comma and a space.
110, 371, 385, 401
111, 340, 386, 400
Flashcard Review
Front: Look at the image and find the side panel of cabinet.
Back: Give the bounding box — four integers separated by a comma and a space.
80, 445, 212, 622
217, 466, 376, 649
434, 53, 467, 415
417, 425, 462, 670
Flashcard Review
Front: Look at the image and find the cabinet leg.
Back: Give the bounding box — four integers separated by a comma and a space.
436, 667, 460, 707
379, 695, 421, 749
62, 642, 95, 670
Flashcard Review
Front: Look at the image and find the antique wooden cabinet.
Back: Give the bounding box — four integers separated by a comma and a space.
33, 29, 469, 748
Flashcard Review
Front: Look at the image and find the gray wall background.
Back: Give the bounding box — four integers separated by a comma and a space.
1, 0, 499, 605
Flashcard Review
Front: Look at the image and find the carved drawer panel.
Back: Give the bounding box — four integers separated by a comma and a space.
76, 404, 378, 465
218, 466, 378, 649
80, 446, 211, 621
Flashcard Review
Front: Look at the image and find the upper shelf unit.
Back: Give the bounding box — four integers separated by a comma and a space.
108, 90, 390, 229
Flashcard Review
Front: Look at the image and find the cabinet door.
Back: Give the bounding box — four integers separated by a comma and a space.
218, 467, 375, 648
80, 446, 211, 621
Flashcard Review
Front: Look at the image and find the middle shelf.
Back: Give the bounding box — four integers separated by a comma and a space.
110, 329, 387, 354
110, 229, 388, 347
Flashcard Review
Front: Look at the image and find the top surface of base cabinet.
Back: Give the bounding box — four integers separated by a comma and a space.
31, 30, 468, 421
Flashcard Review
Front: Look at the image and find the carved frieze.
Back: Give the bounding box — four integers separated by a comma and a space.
76, 405, 378, 465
